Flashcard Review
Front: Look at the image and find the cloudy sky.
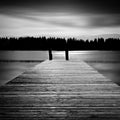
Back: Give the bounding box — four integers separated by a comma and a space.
0, 0, 120, 38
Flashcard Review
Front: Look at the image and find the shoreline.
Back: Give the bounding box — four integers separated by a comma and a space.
0, 51, 120, 86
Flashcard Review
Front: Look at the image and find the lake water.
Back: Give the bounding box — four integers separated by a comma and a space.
0, 51, 120, 86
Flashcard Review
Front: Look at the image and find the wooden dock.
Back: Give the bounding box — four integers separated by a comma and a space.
0, 60, 120, 120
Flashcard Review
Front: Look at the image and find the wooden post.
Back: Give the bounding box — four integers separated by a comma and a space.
49, 48, 52, 60
65, 40, 69, 60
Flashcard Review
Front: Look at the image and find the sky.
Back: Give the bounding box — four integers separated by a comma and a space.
0, 0, 120, 38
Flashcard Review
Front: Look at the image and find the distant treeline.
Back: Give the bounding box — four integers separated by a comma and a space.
0, 37, 120, 50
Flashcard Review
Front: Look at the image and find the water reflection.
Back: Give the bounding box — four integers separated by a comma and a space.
53, 51, 120, 86
0, 51, 120, 86
87, 62, 120, 86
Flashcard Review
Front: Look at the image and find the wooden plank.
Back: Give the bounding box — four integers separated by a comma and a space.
0, 60, 120, 120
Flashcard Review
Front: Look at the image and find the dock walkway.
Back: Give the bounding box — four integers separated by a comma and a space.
0, 60, 120, 120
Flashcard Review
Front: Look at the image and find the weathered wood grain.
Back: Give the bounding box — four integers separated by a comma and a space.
0, 60, 120, 120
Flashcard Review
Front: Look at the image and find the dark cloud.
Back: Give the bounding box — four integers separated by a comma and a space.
49, 14, 120, 28
0, 0, 120, 14
0, 0, 120, 35
1, 6, 120, 29
90, 14, 120, 28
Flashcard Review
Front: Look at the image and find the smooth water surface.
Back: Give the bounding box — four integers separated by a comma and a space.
0, 51, 120, 86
